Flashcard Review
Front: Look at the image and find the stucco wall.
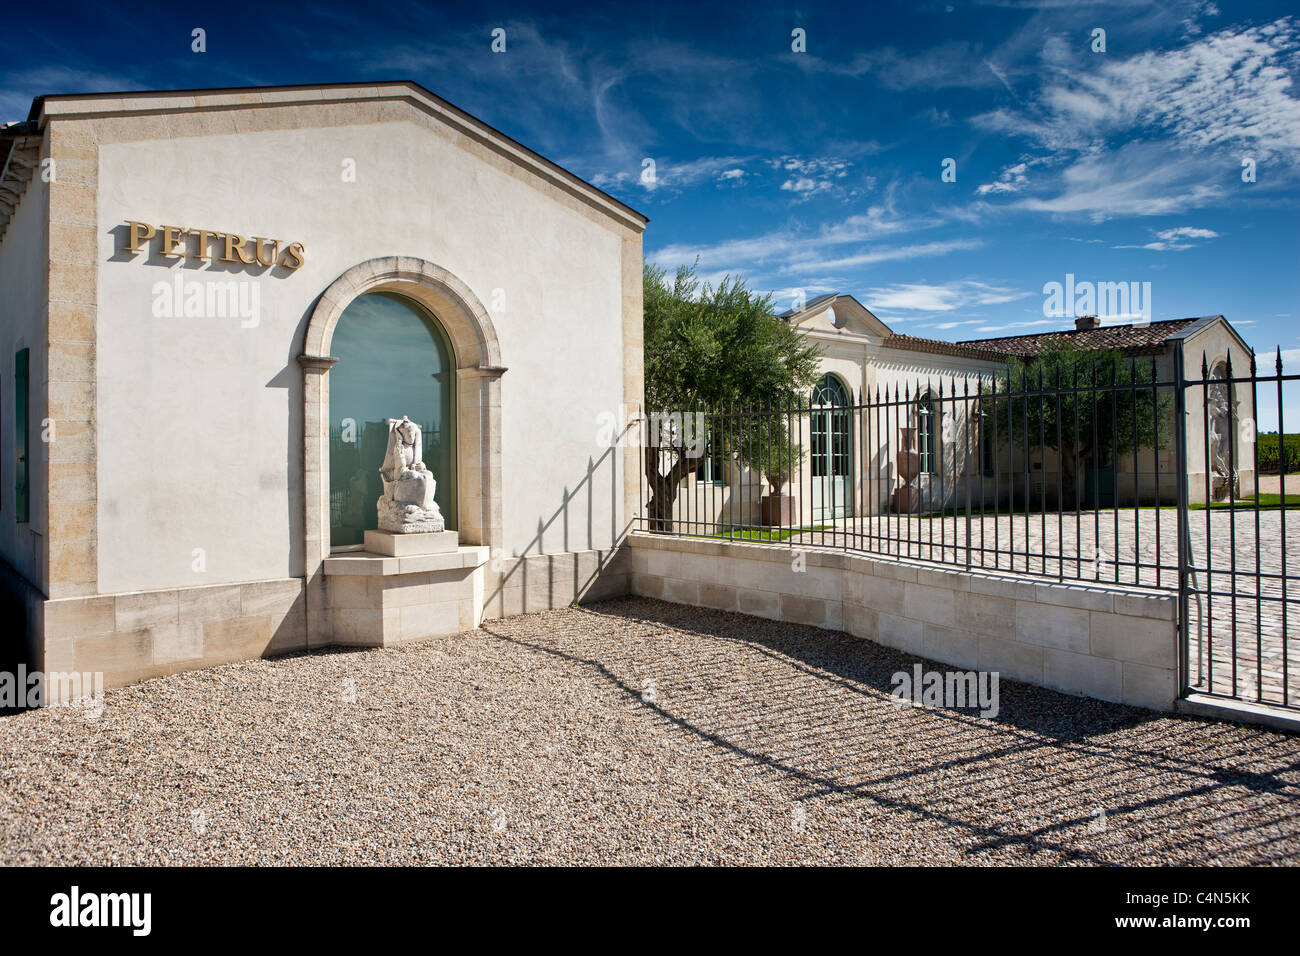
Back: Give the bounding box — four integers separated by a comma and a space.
91, 114, 630, 594
0, 163, 49, 593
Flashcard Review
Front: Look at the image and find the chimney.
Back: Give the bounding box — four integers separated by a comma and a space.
1075, 314, 1099, 331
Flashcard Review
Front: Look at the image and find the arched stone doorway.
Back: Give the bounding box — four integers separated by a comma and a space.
299, 257, 505, 644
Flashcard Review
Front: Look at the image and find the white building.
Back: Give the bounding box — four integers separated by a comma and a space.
0, 82, 645, 691
669, 294, 1255, 530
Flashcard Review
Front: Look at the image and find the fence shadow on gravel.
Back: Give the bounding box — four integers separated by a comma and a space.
485, 596, 1300, 864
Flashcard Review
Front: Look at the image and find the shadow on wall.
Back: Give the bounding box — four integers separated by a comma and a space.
486, 434, 628, 614
478, 597, 1298, 864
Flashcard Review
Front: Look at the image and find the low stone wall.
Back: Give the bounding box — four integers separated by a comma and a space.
625, 532, 1178, 711
10, 534, 1177, 712
40, 578, 306, 690
9, 543, 631, 697
482, 547, 630, 618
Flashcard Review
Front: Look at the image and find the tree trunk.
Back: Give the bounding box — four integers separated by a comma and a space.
643, 444, 703, 533
1060, 445, 1082, 510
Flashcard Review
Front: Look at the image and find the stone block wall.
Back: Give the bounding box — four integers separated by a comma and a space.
39, 577, 306, 692
624, 532, 1178, 711
482, 547, 631, 619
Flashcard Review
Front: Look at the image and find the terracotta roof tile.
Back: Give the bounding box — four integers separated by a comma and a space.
879, 334, 1006, 361
958, 318, 1206, 358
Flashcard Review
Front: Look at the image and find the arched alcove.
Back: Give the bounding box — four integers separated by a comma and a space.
299, 256, 506, 644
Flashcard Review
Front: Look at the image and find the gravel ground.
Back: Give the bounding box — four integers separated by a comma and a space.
0, 596, 1296, 865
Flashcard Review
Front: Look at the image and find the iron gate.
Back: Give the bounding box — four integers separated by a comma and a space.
1174, 341, 1298, 711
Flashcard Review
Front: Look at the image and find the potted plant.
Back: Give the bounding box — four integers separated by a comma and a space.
761, 443, 805, 527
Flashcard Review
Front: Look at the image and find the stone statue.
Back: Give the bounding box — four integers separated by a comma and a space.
1207, 378, 1238, 501
377, 416, 445, 533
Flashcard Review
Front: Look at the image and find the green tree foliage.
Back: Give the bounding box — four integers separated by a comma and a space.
643, 261, 821, 530
982, 345, 1171, 508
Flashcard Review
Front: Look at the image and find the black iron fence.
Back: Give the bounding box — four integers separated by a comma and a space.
636, 345, 1298, 712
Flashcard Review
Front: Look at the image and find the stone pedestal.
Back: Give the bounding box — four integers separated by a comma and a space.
363, 530, 458, 556
324, 540, 488, 647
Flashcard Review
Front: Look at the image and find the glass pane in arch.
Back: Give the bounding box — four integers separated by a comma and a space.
918, 396, 936, 475
328, 292, 457, 548
811, 373, 853, 518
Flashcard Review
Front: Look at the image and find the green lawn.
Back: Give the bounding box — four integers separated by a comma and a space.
705, 525, 834, 542
1185, 494, 1300, 511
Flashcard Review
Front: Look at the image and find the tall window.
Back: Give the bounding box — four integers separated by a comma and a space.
979, 405, 994, 476
811, 374, 851, 479
328, 294, 456, 548
15, 349, 28, 522
917, 395, 937, 476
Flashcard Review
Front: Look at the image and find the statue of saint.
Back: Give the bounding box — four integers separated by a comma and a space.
1207, 377, 1238, 501
377, 416, 445, 532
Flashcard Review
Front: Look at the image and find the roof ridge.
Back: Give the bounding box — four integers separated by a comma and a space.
957, 316, 1198, 345
24, 81, 648, 231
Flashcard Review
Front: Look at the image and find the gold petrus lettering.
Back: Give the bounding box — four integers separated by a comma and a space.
123, 221, 305, 270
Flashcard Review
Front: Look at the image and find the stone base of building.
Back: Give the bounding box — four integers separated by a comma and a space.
37, 576, 308, 700
0, 544, 637, 701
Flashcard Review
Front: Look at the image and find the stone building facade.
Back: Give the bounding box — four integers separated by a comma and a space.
0, 82, 645, 690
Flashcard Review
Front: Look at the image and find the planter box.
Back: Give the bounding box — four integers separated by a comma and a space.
760, 493, 794, 527
892, 485, 921, 514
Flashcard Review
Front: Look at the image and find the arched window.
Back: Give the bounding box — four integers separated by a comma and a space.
328, 293, 457, 548
917, 395, 938, 476
811, 373, 853, 518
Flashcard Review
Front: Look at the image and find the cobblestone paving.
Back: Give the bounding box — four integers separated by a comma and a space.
0, 599, 1296, 865
790, 508, 1300, 707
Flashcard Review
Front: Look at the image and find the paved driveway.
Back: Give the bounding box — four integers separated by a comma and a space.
0, 599, 1295, 865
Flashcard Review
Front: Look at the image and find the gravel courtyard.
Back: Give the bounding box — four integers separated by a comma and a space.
1, 597, 1296, 866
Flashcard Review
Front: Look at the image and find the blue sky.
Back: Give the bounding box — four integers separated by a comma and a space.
6, 0, 1299, 419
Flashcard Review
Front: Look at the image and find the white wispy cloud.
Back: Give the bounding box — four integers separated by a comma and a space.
972, 17, 1300, 219
976, 162, 1030, 195
794, 41, 1018, 91
796, 239, 985, 273
1116, 225, 1220, 250
771, 156, 859, 201
590, 154, 753, 192
977, 18, 1300, 156
865, 281, 1030, 313
1013, 142, 1226, 220
651, 201, 925, 273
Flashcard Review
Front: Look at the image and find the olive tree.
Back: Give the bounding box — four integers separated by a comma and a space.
643, 261, 820, 531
